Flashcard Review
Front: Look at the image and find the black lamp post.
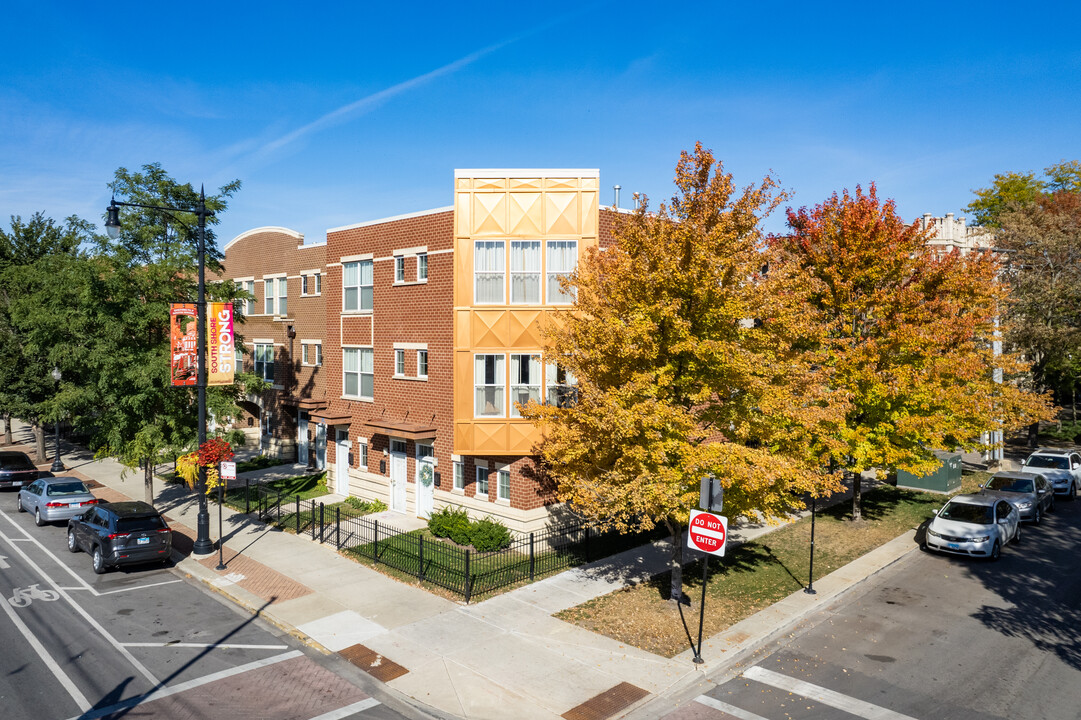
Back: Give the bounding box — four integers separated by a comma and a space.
105, 190, 215, 555
50, 366, 64, 473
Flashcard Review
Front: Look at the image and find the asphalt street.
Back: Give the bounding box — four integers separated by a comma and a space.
0, 488, 436, 720
655, 492, 1081, 720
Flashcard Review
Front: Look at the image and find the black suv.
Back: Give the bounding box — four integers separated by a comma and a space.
67, 501, 172, 574
0, 451, 41, 489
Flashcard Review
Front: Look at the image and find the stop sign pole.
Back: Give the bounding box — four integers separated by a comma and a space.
690, 478, 726, 664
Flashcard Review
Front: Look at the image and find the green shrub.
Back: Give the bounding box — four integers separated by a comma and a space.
471, 516, 512, 552
237, 454, 285, 473
345, 496, 387, 513
428, 506, 472, 545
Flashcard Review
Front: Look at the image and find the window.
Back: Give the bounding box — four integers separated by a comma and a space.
474, 240, 505, 304
343, 347, 374, 399
453, 459, 464, 491
264, 279, 275, 315
359, 438, 368, 469
303, 343, 322, 366
264, 277, 287, 315
395, 256, 405, 283
474, 354, 505, 417
546, 363, 577, 407
546, 240, 578, 304
418, 253, 428, 281
417, 350, 428, 378
391, 439, 407, 454
234, 347, 244, 372
510, 354, 542, 417
302, 273, 322, 296
237, 280, 254, 316
394, 349, 405, 376
476, 466, 489, 497
343, 260, 374, 311
510, 240, 541, 303
497, 468, 510, 501
255, 344, 274, 382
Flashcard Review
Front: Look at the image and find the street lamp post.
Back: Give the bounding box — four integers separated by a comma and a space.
105, 190, 215, 555
50, 366, 64, 473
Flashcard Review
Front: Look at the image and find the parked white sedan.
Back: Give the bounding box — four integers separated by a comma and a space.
1020, 448, 1081, 500
924, 494, 1020, 561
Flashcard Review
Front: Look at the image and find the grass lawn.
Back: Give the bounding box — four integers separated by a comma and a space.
221, 472, 329, 512
555, 483, 965, 658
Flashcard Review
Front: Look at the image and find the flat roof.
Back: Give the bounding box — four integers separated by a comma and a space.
327, 206, 454, 234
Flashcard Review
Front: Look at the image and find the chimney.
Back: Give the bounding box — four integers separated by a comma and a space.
613, 185, 621, 209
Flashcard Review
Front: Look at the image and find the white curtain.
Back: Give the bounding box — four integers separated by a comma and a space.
474, 241, 505, 303
547, 240, 577, 303
510, 240, 541, 303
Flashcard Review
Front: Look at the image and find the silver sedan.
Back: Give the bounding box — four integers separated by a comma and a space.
979, 471, 1055, 524
18, 477, 99, 526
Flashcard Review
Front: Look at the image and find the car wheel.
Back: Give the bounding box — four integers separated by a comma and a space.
67, 529, 80, 553
92, 546, 107, 575
1071, 483, 1078, 501
989, 540, 1001, 561
34, 507, 45, 527
17, 496, 25, 512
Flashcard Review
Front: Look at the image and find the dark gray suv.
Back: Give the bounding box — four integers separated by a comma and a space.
67, 501, 172, 574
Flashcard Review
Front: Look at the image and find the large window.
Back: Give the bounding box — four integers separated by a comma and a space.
264, 279, 275, 315
264, 277, 287, 316
343, 347, 374, 399
343, 260, 374, 312
510, 240, 541, 304
510, 354, 542, 417
241, 280, 255, 315
547, 240, 577, 304
255, 343, 275, 382
546, 363, 577, 407
474, 354, 505, 417
476, 466, 489, 497
474, 240, 505, 304
497, 468, 510, 501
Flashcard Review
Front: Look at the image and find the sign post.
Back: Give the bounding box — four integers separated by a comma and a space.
689, 480, 727, 664
215, 461, 237, 572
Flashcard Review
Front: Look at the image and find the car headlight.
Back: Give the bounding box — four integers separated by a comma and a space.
927, 529, 941, 538
1016, 501, 1033, 509
972, 535, 990, 542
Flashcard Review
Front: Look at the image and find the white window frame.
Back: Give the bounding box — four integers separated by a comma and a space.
343, 347, 374, 400
395, 256, 406, 284
343, 260, 374, 312
546, 239, 578, 305
510, 240, 541, 304
264, 278, 275, 316
546, 362, 578, 407
510, 353, 542, 418
236, 279, 255, 316
417, 349, 428, 379
475, 463, 489, 498
301, 272, 322, 297
474, 240, 505, 304
302, 341, 323, 367
418, 253, 428, 281
474, 354, 505, 418
359, 438, 368, 470
452, 456, 464, 492
255, 343, 275, 382
394, 348, 405, 377
497, 466, 510, 502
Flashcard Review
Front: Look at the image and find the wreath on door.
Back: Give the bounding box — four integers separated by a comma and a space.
419, 463, 434, 487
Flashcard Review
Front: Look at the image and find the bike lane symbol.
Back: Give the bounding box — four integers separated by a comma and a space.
8, 584, 60, 607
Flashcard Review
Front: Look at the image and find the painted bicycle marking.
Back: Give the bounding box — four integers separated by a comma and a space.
8, 584, 60, 607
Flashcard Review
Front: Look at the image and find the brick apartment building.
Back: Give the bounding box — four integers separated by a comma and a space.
219, 227, 328, 466
225, 170, 620, 533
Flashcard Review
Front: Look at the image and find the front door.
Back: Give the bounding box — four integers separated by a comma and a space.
390, 439, 407, 513
415, 443, 435, 519
336, 430, 350, 495
297, 412, 309, 466
314, 423, 327, 470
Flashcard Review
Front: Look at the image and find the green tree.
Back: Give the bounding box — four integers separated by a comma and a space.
775, 184, 1054, 520
523, 144, 847, 601
966, 161, 1081, 227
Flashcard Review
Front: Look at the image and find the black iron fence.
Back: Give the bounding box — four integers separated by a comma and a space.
237, 483, 662, 602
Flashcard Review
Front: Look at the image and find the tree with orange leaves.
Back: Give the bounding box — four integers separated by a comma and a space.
523, 144, 847, 602
773, 185, 1054, 520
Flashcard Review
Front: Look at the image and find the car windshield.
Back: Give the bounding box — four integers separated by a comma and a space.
987, 477, 1034, 493
117, 516, 166, 533
939, 502, 992, 524
1026, 456, 1069, 470
46, 482, 90, 496
0, 454, 36, 470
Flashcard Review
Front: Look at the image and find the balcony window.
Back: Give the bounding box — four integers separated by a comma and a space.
474, 354, 505, 417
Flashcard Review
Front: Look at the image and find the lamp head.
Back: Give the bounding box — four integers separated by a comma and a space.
105, 198, 121, 239
51, 366, 61, 382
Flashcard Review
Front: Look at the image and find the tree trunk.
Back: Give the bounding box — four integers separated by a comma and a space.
144, 458, 154, 506
1027, 421, 1040, 448
3, 414, 10, 446
34, 424, 46, 464
851, 471, 862, 522
666, 518, 684, 603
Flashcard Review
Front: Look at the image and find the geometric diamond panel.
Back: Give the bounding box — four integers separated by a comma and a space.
545, 192, 578, 235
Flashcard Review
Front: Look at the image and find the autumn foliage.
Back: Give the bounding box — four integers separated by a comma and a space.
177, 438, 234, 494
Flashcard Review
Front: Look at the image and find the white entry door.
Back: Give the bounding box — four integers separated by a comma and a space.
315, 423, 327, 470
297, 412, 309, 466
389, 439, 407, 513
336, 429, 350, 495
415, 443, 435, 519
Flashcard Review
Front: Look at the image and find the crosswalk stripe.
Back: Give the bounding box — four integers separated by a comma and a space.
695, 694, 771, 720
308, 698, 381, 719
742, 666, 918, 720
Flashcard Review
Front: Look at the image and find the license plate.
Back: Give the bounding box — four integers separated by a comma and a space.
137, 537, 150, 545
947, 542, 962, 550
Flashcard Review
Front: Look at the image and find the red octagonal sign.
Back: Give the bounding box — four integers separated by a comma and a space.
688, 509, 728, 556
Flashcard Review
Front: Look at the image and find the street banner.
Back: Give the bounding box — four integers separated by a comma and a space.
207, 302, 235, 386
169, 303, 198, 387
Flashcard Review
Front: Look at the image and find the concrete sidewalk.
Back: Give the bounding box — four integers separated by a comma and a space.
5, 419, 931, 720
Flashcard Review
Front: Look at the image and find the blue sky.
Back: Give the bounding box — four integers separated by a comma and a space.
2, 1, 1079, 245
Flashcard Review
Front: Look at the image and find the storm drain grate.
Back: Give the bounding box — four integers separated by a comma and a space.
562, 682, 649, 720
339, 643, 409, 683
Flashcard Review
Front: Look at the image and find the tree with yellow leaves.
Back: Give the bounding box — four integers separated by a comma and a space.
523, 144, 847, 602
773, 184, 1055, 520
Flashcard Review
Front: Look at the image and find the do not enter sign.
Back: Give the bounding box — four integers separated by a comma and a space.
688, 509, 728, 556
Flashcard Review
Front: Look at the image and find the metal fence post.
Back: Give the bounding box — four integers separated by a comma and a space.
296, 496, 301, 534
464, 548, 471, 603
336, 506, 341, 549
529, 532, 535, 581
584, 525, 591, 562
318, 502, 325, 543
244, 478, 250, 515
374, 519, 379, 564
418, 534, 425, 582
